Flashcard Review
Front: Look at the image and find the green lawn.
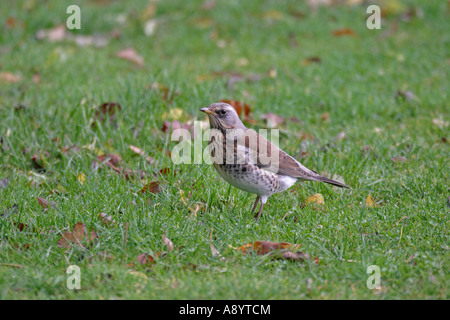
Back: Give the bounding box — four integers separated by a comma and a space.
0, 0, 448, 299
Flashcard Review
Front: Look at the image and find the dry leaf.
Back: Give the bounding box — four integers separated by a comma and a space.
220, 99, 252, 120
140, 181, 161, 194
332, 28, 355, 36
234, 241, 309, 261
37, 196, 56, 210
35, 24, 66, 42
99, 213, 122, 227
432, 118, 449, 129
0, 72, 21, 83
77, 173, 86, 184
261, 112, 285, 128
162, 235, 174, 252
188, 203, 205, 217
305, 193, 324, 206
93, 102, 121, 126
129, 145, 155, 164
57, 222, 97, 249
117, 48, 144, 67
209, 228, 222, 258
391, 156, 408, 163
303, 56, 322, 65
365, 194, 379, 208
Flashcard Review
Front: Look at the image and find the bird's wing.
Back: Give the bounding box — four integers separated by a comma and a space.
238, 129, 349, 188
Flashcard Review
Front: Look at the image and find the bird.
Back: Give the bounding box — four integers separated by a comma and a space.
200, 102, 350, 220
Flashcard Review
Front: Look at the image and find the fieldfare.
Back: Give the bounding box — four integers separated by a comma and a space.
201, 102, 349, 220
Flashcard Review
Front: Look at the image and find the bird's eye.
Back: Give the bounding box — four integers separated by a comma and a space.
219, 109, 227, 115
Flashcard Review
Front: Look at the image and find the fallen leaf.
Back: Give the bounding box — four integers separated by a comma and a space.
37, 196, 56, 210
365, 194, 379, 208
77, 173, 86, 184
0, 72, 21, 83
188, 203, 205, 217
332, 28, 355, 37
395, 90, 417, 101
117, 48, 144, 67
303, 56, 322, 65
261, 112, 285, 128
72, 34, 109, 47
220, 99, 252, 120
162, 235, 174, 252
305, 193, 324, 206
391, 156, 408, 163
35, 24, 66, 42
137, 253, 156, 266
30, 152, 48, 171
161, 120, 193, 139
162, 107, 184, 120
129, 145, 155, 164
143, 18, 157, 36
234, 241, 309, 261
320, 112, 330, 122
98, 213, 123, 227
432, 118, 449, 129
57, 222, 98, 249
209, 228, 222, 258
201, 0, 216, 10
140, 181, 161, 194
93, 102, 121, 126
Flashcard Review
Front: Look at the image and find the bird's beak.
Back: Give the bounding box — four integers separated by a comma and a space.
200, 108, 214, 115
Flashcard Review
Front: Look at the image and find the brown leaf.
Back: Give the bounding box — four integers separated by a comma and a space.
201, 0, 216, 10
395, 90, 417, 101
261, 112, 285, 128
136, 251, 166, 267
117, 48, 144, 67
98, 213, 123, 227
57, 222, 98, 249
237, 241, 300, 255
35, 24, 66, 42
303, 56, 322, 65
37, 196, 55, 210
209, 228, 224, 259
162, 235, 174, 252
220, 99, 252, 120
0, 72, 21, 83
391, 156, 408, 163
332, 28, 355, 37
365, 194, 379, 208
93, 102, 121, 125
129, 145, 155, 164
140, 181, 161, 194
234, 241, 309, 261
137, 253, 156, 266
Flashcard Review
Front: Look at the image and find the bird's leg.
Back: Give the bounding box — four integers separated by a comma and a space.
250, 196, 260, 215
254, 197, 267, 221
254, 202, 265, 221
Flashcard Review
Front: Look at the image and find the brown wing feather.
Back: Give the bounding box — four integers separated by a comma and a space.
240, 129, 349, 188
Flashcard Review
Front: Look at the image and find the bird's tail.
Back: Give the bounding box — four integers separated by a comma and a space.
315, 175, 350, 189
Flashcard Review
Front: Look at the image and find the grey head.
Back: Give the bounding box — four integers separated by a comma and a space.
200, 102, 246, 131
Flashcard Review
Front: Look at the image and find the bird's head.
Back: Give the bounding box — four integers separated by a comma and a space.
200, 102, 246, 131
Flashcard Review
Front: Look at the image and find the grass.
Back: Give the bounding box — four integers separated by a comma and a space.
0, 0, 448, 299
